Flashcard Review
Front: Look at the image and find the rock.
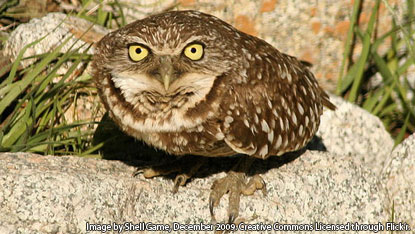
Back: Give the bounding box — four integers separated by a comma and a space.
3, 12, 108, 69
316, 95, 394, 175
382, 133, 415, 228
0, 152, 137, 233
0, 96, 399, 233
0, 151, 386, 233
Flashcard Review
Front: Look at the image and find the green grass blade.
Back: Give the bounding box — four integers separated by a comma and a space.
397, 59, 413, 77
336, 0, 362, 95
372, 85, 395, 116
1, 37, 44, 89
114, 0, 126, 27
372, 52, 394, 85
394, 114, 410, 147
0, 36, 74, 116
379, 103, 398, 117
339, 62, 359, 93
348, 0, 380, 103
1, 100, 32, 147
362, 88, 384, 112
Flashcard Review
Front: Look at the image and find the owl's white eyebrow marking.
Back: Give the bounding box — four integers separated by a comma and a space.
125, 35, 208, 55
125, 36, 149, 46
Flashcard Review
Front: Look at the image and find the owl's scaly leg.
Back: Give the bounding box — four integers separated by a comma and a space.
136, 156, 207, 193
209, 157, 267, 224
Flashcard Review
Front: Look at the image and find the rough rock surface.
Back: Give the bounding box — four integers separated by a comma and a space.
316, 95, 394, 175
1, 96, 405, 233
382, 133, 415, 228
0, 151, 386, 234
3, 12, 108, 68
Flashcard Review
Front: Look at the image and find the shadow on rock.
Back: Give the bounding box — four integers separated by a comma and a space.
93, 113, 329, 182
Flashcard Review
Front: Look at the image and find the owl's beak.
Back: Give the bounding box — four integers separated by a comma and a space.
159, 56, 174, 91
163, 75, 170, 91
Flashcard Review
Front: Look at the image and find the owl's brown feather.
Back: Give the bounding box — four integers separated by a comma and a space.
219, 49, 331, 158
92, 10, 335, 160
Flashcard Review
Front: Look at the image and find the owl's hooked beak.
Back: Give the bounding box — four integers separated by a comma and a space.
158, 56, 175, 91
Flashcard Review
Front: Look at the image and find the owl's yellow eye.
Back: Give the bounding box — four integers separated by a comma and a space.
183, 43, 204, 61
128, 45, 149, 61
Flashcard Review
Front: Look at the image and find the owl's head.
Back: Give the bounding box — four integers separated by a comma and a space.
93, 10, 248, 132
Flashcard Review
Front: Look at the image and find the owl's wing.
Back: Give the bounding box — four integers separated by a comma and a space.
220, 52, 332, 159
219, 86, 289, 159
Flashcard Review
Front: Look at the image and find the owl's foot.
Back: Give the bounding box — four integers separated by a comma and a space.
134, 156, 207, 193
209, 157, 267, 224
171, 157, 206, 193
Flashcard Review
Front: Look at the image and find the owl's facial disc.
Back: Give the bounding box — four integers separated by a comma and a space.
110, 49, 217, 115
107, 37, 221, 132
110, 66, 218, 131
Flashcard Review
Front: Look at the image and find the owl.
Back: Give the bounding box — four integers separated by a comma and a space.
92, 10, 335, 223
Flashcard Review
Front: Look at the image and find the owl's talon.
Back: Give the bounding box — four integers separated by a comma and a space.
132, 165, 152, 177
172, 157, 207, 193
209, 169, 266, 224
142, 168, 165, 178
209, 175, 230, 222
140, 159, 187, 179
172, 174, 189, 193
209, 198, 216, 223
243, 175, 267, 197
228, 213, 236, 224
132, 169, 143, 177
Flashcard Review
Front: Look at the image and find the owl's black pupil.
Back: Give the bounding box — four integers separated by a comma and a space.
135, 48, 142, 54
190, 47, 197, 53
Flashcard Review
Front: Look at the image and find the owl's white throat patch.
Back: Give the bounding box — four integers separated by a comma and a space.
109, 71, 217, 132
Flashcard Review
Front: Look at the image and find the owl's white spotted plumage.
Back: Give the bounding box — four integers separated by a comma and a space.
92, 10, 335, 221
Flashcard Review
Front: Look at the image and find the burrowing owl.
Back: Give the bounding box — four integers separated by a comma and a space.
92, 10, 335, 222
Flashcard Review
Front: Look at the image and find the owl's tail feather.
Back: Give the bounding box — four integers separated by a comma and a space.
321, 91, 337, 111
